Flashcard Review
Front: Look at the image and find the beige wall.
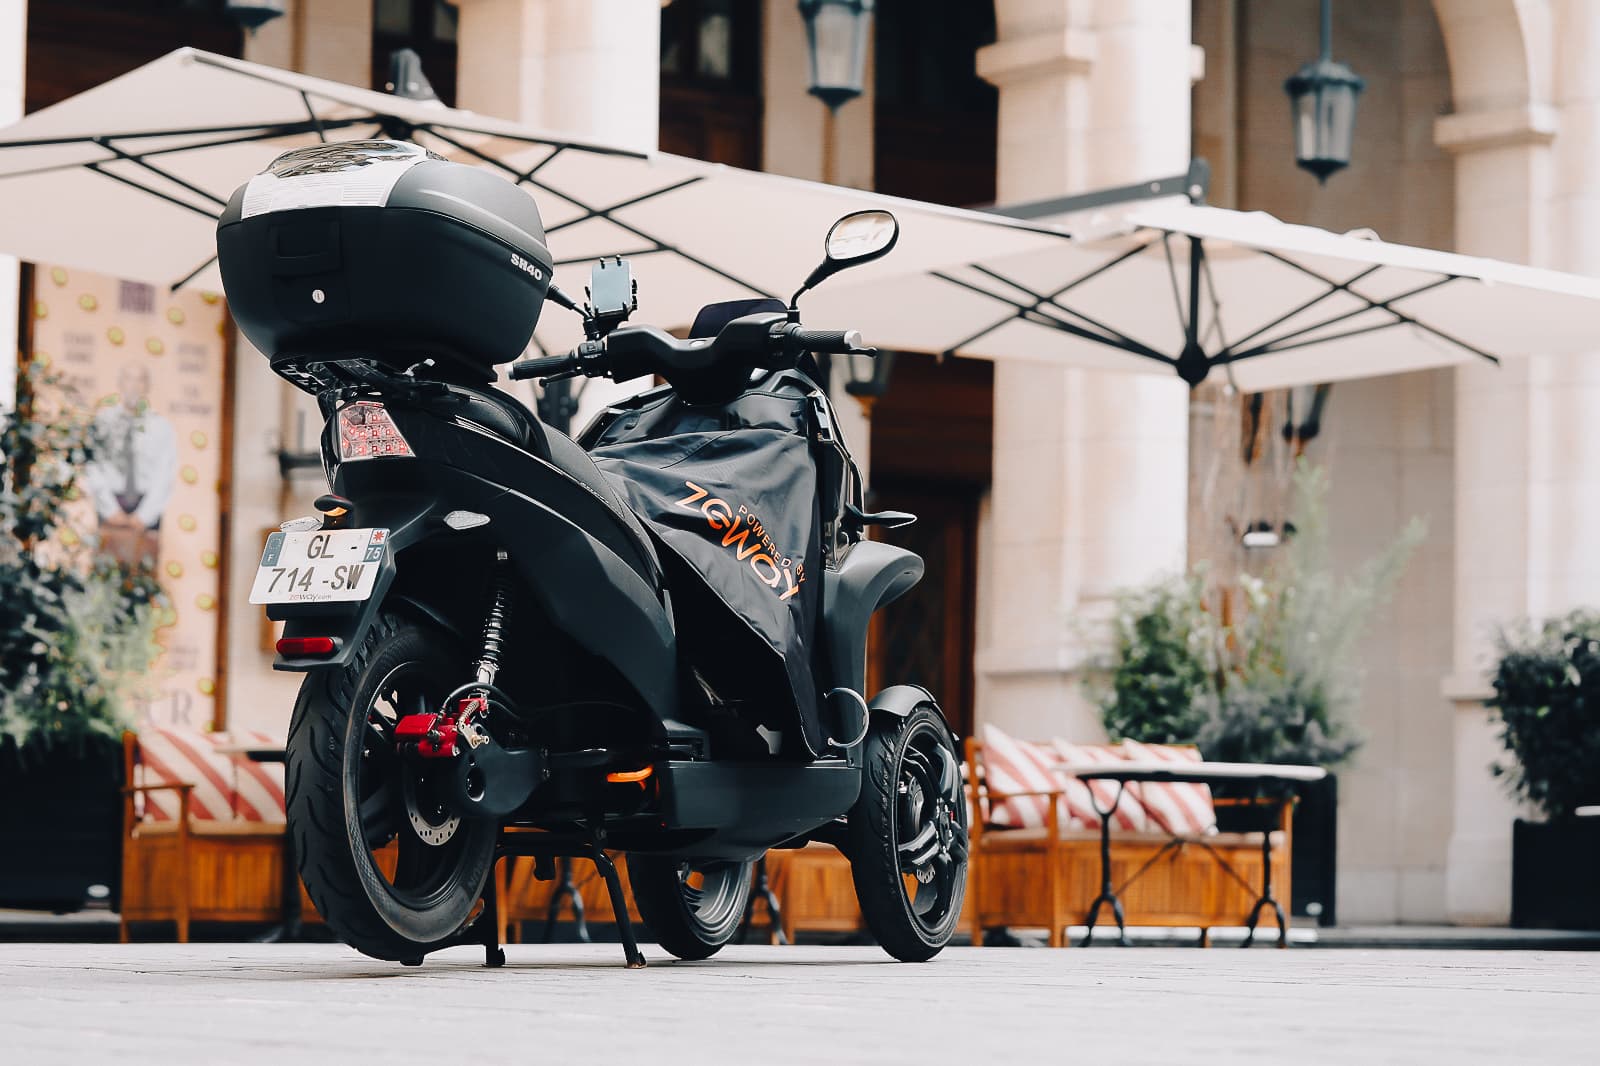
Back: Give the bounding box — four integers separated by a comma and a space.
1199, 0, 1459, 923
224, 0, 375, 735
0, 0, 23, 412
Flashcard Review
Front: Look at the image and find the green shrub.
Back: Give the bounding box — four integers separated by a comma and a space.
1094, 462, 1422, 769
0, 370, 164, 756
1098, 571, 1215, 744
1489, 611, 1600, 820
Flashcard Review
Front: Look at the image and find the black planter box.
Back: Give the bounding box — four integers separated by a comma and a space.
0, 738, 123, 912
1512, 817, 1600, 930
1211, 774, 1338, 927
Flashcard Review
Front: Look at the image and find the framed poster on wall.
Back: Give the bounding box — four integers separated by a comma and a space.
28, 264, 231, 732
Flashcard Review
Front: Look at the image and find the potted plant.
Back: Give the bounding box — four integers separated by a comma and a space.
1490, 611, 1600, 930
0, 366, 164, 911
1096, 464, 1423, 925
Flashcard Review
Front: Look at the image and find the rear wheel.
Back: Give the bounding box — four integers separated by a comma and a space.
286, 612, 496, 961
628, 855, 754, 960
848, 704, 968, 962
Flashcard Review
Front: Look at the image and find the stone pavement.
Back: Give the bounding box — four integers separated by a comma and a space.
2, 943, 1598, 1064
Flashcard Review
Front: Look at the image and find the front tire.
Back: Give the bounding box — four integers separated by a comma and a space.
848, 704, 968, 962
286, 611, 497, 962
628, 855, 754, 960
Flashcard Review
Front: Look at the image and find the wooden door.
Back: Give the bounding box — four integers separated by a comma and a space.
865, 484, 980, 741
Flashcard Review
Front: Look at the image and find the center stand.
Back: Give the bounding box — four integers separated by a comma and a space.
404, 826, 646, 969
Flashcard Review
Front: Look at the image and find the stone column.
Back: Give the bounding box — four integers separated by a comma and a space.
974, 0, 1191, 740
457, 0, 659, 152
1434, 2, 1569, 925
456, 0, 660, 428
0, 0, 24, 412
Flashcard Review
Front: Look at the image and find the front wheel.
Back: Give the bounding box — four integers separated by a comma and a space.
286, 611, 497, 961
628, 855, 754, 960
848, 704, 968, 962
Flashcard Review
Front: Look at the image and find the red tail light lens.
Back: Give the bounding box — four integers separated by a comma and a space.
337, 401, 413, 462
277, 636, 338, 656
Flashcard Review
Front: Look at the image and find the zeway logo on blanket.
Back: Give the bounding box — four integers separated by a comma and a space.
676, 481, 807, 601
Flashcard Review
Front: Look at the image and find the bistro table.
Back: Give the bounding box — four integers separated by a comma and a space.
1054, 760, 1327, 948
213, 740, 304, 942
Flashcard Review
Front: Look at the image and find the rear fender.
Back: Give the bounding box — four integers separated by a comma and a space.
270, 464, 679, 720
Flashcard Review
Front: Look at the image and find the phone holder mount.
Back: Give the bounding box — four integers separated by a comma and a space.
582, 256, 638, 340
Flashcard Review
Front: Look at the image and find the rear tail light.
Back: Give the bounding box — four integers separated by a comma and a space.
337, 401, 413, 462
277, 636, 339, 657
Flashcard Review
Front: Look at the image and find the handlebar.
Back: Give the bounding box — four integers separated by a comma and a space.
505, 314, 873, 387
507, 353, 579, 381
785, 328, 865, 355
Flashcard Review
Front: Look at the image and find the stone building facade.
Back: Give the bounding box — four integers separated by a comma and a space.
2, 0, 1596, 927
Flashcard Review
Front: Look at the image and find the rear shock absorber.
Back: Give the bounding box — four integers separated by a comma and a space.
475, 549, 511, 689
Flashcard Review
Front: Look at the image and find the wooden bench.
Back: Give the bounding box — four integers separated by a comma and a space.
964, 736, 1294, 947
118, 728, 310, 941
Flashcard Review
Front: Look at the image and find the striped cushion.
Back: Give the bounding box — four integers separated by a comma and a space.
980, 723, 1068, 830
1050, 740, 1149, 832
1119, 739, 1216, 836
133, 728, 239, 822
223, 731, 287, 824
131, 728, 288, 824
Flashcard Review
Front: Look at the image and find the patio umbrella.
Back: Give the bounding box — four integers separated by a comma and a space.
809, 180, 1600, 392
0, 48, 1071, 351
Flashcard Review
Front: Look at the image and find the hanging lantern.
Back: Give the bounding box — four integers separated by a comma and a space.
1284, 0, 1364, 183
798, 0, 875, 112
226, 0, 288, 32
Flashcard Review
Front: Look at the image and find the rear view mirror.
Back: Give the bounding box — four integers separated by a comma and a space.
825, 210, 899, 266
791, 210, 901, 308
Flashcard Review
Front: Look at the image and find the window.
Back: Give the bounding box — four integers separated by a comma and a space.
371, 0, 459, 106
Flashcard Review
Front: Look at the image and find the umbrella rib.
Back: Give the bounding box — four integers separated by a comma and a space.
170, 254, 219, 293
930, 271, 1175, 366
931, 242, 1159, 358
299, 91, 328, 143
1219, 262, 1384, 356
1161, 233, 1190, 339
85, 163, 219, 222
1219, 317, 1422, 361
1223, 276, 1456, 362
419, 126, 774, 298
967, 264, 1168, 360
545, 176, 705, 235
94, 138, 228, 208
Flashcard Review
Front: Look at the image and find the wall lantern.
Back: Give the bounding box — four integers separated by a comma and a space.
1284, 0, 1364, 183
225, 0, 288, 32
798, 0, 875, 112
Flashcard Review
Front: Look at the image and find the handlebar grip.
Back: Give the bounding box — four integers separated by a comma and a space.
508, 354, 577, 381
792, 329, 865, 355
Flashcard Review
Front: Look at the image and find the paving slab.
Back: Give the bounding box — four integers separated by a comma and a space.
2, 943, 1598, 1065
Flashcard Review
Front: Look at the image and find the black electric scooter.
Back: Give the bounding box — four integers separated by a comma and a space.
223, 141, 967, 968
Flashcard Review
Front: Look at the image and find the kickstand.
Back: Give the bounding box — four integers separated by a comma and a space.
479, 854, 506, 968
585, 839, 646, 969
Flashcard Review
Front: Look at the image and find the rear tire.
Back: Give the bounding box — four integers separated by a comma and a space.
286, 611, 496, 962
628, 855, 754, 961
848, 703, 968, 962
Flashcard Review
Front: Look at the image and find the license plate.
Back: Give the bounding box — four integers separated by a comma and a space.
249, 528, 388, 605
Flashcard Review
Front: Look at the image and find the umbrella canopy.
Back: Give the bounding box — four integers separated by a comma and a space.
811, 191, 1600, 392
0, 48, 1070, 351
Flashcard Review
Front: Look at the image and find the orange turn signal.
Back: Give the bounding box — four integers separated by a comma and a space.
605, 765, 654, 784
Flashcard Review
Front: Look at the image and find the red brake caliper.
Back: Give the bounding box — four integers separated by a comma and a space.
395, 695, 488, 759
